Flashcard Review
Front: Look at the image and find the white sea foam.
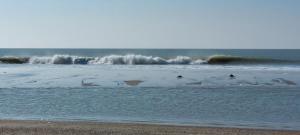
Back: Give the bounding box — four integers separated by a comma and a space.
167, 56, 192, 64
88, 55, 206, 65
29, 56, 52, 64
191, 59, 206, 64
89, 54, 167, 65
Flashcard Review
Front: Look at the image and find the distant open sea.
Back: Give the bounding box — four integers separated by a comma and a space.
0, 49, 300, 130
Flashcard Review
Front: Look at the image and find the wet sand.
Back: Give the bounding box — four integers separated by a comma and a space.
0, 120, 299, 135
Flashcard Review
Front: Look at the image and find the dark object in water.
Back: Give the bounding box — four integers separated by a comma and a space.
229, 74, 235, 79
186, 81, 202, 85
124, 80, 143, 86
81, 80, 99, 86
177, 75, 183, 79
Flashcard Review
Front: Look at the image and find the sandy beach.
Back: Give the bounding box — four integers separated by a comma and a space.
0, 120, 299, 135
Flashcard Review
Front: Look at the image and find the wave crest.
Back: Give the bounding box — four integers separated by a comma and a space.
206, 55, 279, 64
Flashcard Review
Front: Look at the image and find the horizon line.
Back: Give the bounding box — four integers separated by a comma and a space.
0, 48, 299, 50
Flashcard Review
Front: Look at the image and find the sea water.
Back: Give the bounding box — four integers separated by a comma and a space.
0, 49, 300, 130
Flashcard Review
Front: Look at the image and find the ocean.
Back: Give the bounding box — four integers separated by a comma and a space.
0, 49, 300, 130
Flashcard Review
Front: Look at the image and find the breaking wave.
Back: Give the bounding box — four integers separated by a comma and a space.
0, 54, 295, 65
30, 55, 94, 64
205, 55, 284, 64
0, 57, 30, 64
89, 55, 168, 65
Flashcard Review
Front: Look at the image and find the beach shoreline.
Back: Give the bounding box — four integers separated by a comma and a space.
0, 120, 299, 135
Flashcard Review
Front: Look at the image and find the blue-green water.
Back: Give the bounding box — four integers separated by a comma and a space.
1, 49, 300, 60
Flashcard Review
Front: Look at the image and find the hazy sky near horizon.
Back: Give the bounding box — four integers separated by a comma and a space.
0, 0, 299, 49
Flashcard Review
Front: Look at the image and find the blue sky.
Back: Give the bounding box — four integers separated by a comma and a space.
0, 0, 299, 48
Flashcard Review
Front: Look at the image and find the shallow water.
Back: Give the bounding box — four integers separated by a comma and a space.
0, 64, 299, 130
0, 86, 300, 130
0, 49, 300, 130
